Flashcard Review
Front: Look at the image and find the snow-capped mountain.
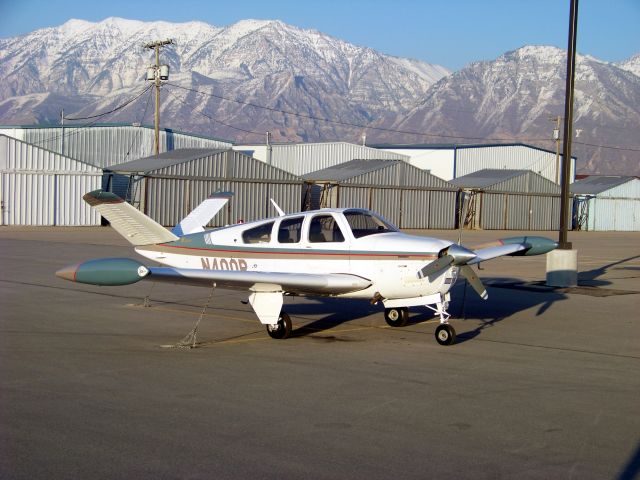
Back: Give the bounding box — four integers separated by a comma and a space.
1, 18, 639, 174
384, 46, 640, 175
616, 54, 640, 78
0, 17, 448, 132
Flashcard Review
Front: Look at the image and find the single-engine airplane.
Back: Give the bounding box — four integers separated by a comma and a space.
56, 190, 557, 345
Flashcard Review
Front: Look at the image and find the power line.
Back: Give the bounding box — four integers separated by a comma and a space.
164, 87, 264, 137
165, 82, 640, 153
573, 140, 640, 153
164, 82, 549, 144
63, 84, 154, 121
121, 86, 155, 162
30, 84, 154, 148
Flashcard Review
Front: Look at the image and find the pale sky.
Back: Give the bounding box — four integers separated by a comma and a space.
1, 0, 638, 70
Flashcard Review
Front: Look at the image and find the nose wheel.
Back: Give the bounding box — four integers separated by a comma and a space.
266, 311, 292, 339
435, 324, 456, 346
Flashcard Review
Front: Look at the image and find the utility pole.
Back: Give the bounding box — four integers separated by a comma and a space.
550, 115, 561, 183
266, 131, 272, 166
144, 39, 174, 156
546, 0, 579, 288
60, 108, 65, 157
558, 0, 578, 250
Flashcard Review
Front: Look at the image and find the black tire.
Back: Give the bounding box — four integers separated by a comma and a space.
266, 311, 292, 339
384, 307, 409, 327
435, 324, 456, 346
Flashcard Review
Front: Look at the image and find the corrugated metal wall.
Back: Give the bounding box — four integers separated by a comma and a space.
455, 145, 576, 184
0, 135, 102, 225
313, 185, 457, 229
428, 191, 457, 229
1, 173, 102, 226
477, 192, 562, 230
262, 143, 409, 176
145, 178, 302, 226
584, 198, 640, 231
6, 126, 232, 169
124, 150, 304, 227
572, 179, 640, 231
304, 161, 457, 229
459, 171, 563, 230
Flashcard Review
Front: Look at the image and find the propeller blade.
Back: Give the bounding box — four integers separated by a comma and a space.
417, 244, 478, 280
418, 255, 454, 279
460, 265, 488, 300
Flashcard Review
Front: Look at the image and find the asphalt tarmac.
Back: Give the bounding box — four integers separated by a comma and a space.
1, 227, 639, 479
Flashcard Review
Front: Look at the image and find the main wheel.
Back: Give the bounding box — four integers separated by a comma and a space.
384, 307, 409, 327
266, 311, 292, 340
435, 324, 456, 346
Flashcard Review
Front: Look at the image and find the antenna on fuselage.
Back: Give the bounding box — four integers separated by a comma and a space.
270, 199, 285, 217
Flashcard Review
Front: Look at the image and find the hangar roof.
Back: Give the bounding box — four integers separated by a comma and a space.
105, 148, 228, 173
448, 169, 529, 188
570, 176, 637, 195
302, 159, 398, 182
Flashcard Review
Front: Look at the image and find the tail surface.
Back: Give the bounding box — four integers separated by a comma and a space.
171, 191, 233, 236
84, 190, 179, 246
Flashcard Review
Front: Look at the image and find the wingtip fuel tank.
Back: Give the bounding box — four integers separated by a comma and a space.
500, 236, 559, 256
56, 258, 149, 286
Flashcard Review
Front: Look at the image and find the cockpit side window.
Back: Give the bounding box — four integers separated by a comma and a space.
242, 221, 275, 244
278, 217, 304, 243
308, 215, 345, 243
344, 210, 398, 238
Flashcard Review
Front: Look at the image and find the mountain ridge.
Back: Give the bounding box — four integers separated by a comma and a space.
1, 17, 638, 174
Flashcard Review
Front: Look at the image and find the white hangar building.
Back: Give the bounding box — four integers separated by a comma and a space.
233, 142, 409, 176
571, 176, 640, 231
0, 124, 233, 169
372, 143, 577, 184
1, 135, 102, 226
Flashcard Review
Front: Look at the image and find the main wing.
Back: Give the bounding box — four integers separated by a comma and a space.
55, 257, 371, 295
148, 267, 371, 295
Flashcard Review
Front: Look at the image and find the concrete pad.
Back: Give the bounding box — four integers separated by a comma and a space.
1, 226, 639, 479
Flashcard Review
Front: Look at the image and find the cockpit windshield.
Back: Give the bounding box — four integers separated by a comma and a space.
343, 210, 398, 238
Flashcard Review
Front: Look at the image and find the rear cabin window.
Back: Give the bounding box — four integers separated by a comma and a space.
278, 217, 304, 243
242, 221, 274, 244
308, 215, 345, 243
344, 210, 397, 238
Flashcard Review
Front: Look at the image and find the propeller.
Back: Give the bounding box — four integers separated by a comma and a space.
417, 244, 488, 300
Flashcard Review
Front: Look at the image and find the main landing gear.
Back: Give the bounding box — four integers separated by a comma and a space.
266, 311, 292, 340
384, 307, 409, 327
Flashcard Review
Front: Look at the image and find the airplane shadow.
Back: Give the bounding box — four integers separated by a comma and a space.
285, 297, 378, 338
284, 277, 568, 343
451, 278, 568, 344
577, 255, 640, 287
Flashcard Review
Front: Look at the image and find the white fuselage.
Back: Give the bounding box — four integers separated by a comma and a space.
135, 208, 458, 303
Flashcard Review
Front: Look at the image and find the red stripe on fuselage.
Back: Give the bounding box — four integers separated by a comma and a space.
161, 244, 436, 259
